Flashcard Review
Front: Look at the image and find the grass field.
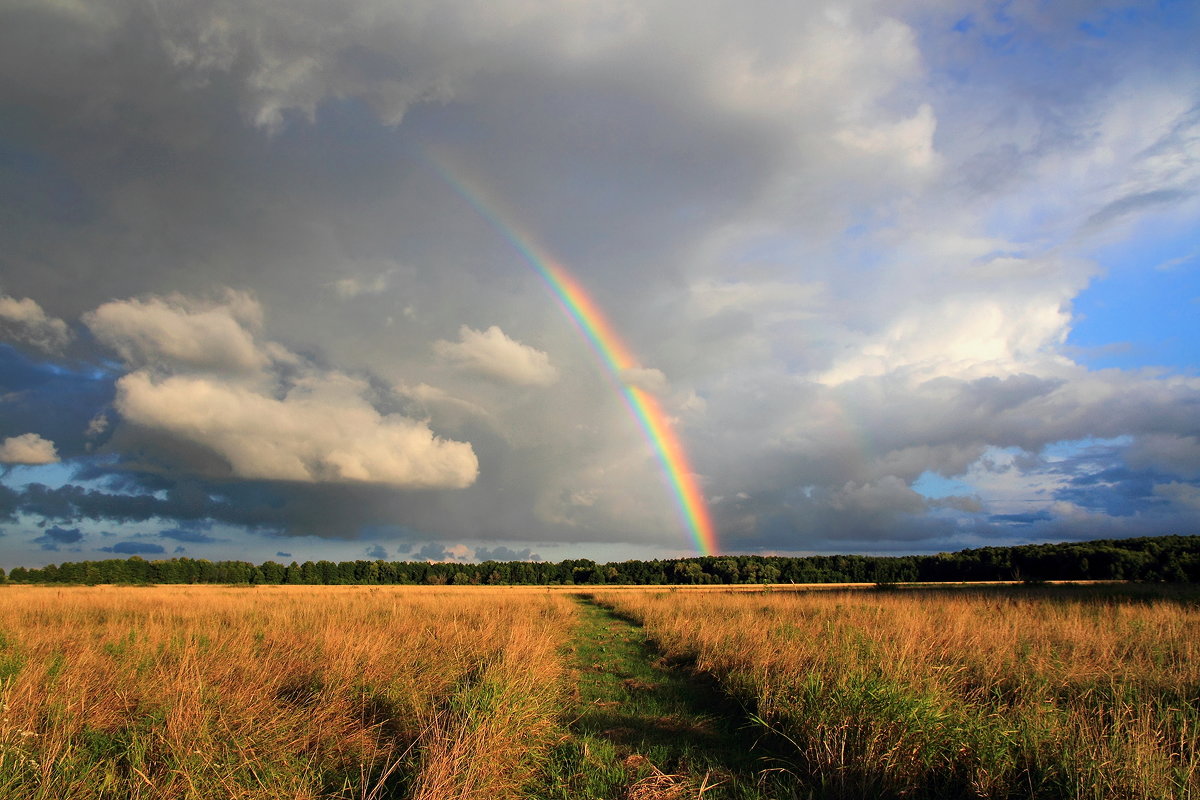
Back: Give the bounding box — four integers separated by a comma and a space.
596, 585, 1200, 799
0, 583, 1196, 798
0, 585, 573, 799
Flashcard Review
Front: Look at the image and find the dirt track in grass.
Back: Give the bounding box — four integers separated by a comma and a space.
533, 595, 802, 800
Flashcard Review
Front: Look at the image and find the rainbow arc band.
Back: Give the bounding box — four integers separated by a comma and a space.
426, 154, 718, 556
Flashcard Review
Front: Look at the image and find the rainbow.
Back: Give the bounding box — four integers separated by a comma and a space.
425, 154, 718, 556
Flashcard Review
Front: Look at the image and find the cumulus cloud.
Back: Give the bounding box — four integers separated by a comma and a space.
81, 290, 480, 490
475, 545, 540, 561
0, 433, 59, 465
0, 295, 71, 353
434, 325, 558, 386
115, 370, 478, 488
415, 542, 472, 562
84, 290, 269, 373
817, 296, 1074, 385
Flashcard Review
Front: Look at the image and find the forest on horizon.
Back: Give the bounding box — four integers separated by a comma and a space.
3, 534, 1197, 587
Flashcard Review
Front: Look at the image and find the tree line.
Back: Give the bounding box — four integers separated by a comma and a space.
2, 534, 1197, 586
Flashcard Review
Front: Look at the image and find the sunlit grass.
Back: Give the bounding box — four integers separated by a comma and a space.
0, 585, 574, 800
2, 582, 1197, 798
596, 585, 1200, 799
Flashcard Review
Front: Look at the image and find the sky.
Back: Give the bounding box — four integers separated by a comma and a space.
1, 0, 1198, 568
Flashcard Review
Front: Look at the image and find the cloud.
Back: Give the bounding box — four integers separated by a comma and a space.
80, 290, 480, 490
815, 273, 1078, 386
0, 345, 117, 461
475, 545, 540, 562
0, 295, 71, 353
415, 542, 472, 562
0, 0, 1198, 561
32, 526, 83, 551
86, 413, 110, 438
364, 544, 388, 560
1125, 434, 1200, 479
397, 383, 497, 430
41, 526, 82, 544
434, 325, 558, 386
619, 367, 669, 395
928, 495, 983, 513
1155, 482, 1200, 512
84, 290, 269, 373
0, 433, 59, 464
1087, 189, 1192, 228
276, 551, 292, 559
688, 279, 823, 323
158, 527, 222, 544
332, 272, 391, 299
102, 541, 167, 555
115, 370, 478, 487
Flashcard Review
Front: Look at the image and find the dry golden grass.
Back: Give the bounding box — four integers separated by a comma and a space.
596, 586, 1200, 799
0, 585, 575, 800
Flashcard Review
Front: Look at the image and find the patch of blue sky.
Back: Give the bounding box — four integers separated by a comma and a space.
912, 470, 975, 499
1068, 221, 1200, 372
1079, 1, 1198, 39
0, 461, 77, 491
1041, 436, 1132, 462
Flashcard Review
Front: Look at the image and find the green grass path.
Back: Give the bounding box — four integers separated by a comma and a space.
532, 595, 801, 800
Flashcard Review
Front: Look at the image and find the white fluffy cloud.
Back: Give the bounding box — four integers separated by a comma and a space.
816, 294, 1074, 385
90, 291, 479, 489
115, 371, 478, 487
0, 295, 71, 353
84, 290, 271, 373
0, 433, 59, 464
434, 325, 558, 386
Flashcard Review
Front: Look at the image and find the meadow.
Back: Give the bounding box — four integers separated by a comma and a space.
595, 585, 1200, 799
0, 586, 573, 799
0, 583, 1196, 798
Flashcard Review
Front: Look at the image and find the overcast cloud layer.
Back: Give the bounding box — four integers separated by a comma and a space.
1, 0, 1198, 565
